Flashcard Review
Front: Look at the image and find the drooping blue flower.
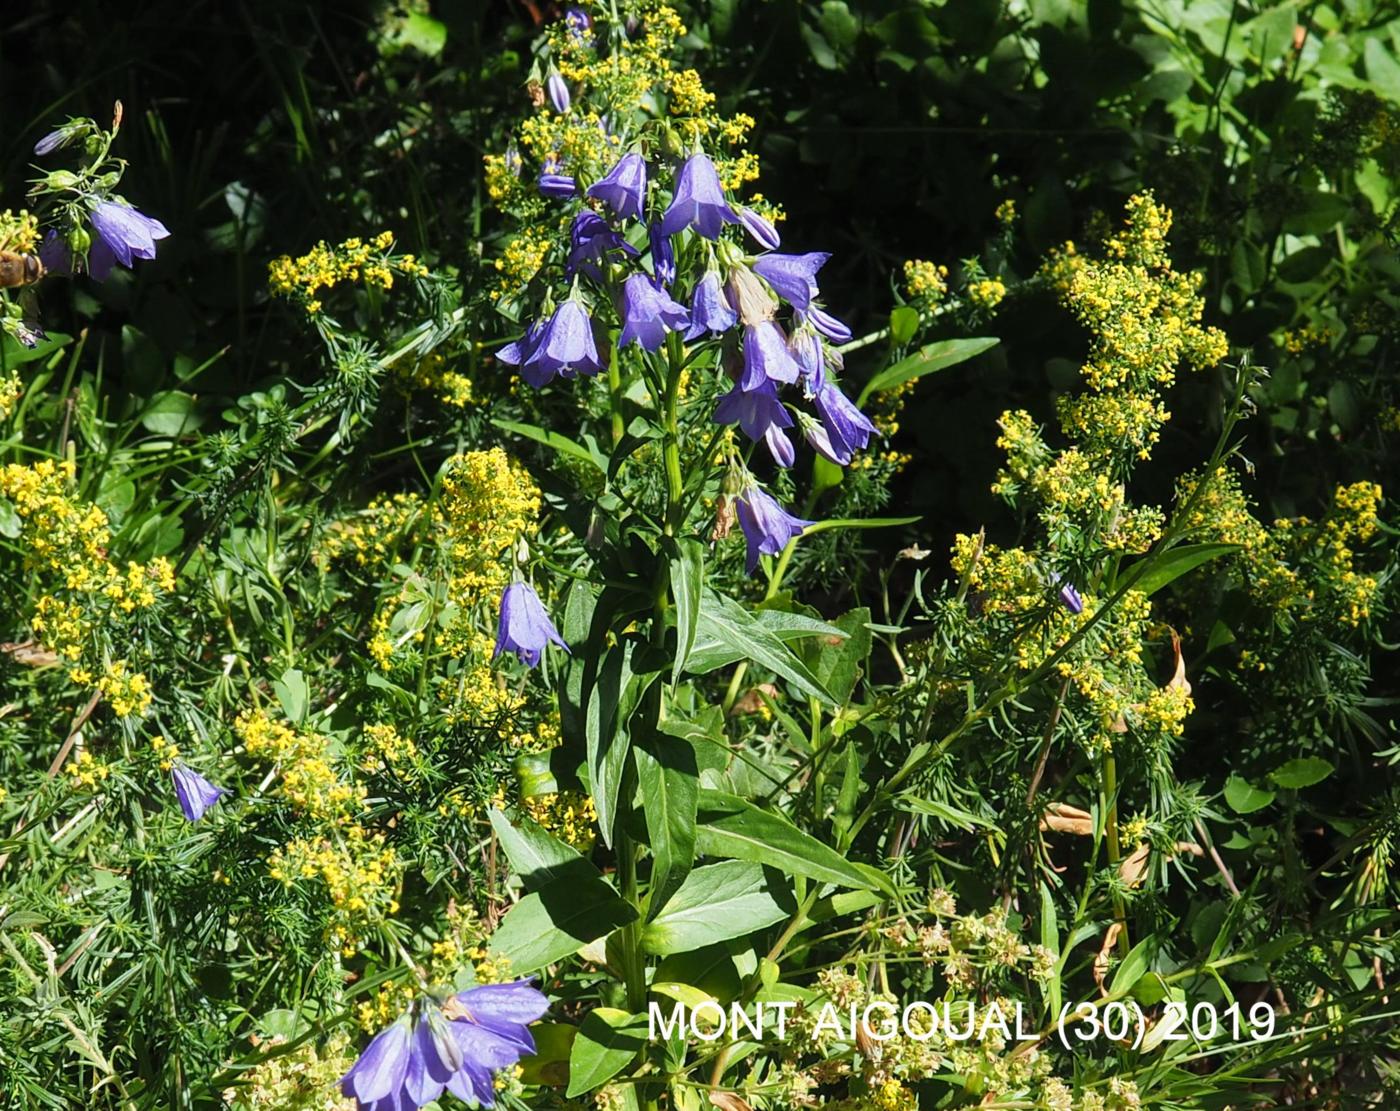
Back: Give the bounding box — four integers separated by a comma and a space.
34, 123, 82, 156
813, 379, 878, 462
587, 152, 647, 222
496, 319, 545, 370
567, 211, 638, 281
790, 328, 827, 396
805, 305, 852, 344
494, 582, 569, 668
443, 979, 551, 1106
1059, 582, 1084, 614
341, 1016, 414, 1106
171, 762, 227, 822
521, 299, 605, 385
684, 271, 737, 339
736, 485, 813, 573
739, 321, 800, 390
538, 172, 577, 199
657, 153, 739, 239
618, 272, 688, 351
649, 225, 676, 287
713, 380, 794, 467
547, 72, 571, 113
737, 207, 781, 251
799, 412, 846, 466
752, 251, 830, 313
84, 200, 170, 281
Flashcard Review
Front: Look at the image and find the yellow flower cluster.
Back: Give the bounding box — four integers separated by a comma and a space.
493, 229, 554, 295
520, 790, 599, 851
903, 259, 948, 302
440, 448, 541, 609
0, 459, 172, 717
225, 1032, 357, 1110
1179, 473, 1384, 628
396, 352, 475, 409
0, 373, 19, 421
268, 826, 402, 956
0, 207, 40, 253
65, 749, 112, 790
321, 492, 427, 571
966, 277, 1006, 310
359, 722, 417, 774
668, 68, 715, 116
268, 231, 430, 315
237, 710, 366, 823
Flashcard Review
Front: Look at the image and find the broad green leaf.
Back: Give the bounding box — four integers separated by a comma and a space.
1223, 774, 1275, 814
856, 337, 998, 405
272, 668, 309, 724
585, 640, 656, 847
1270, 757, 1333, 790
1365, 37, 1400, 105
685, 592, 838, 703
141, 390, 201, 437
518, 1023, 576, 1086
667, 537, 704, 683
566, 1008, 648, 1097
635, 737, 698, 920
1126, 543, 1239, 597
489, 808, 600, 891
695, 790, 894, 894
493, 417, 606, 472
807, 607, 871, 706
0, 499, 20, 539
489, 875, 636, 973
889, 305, 920, 345
642, 862, 791, 955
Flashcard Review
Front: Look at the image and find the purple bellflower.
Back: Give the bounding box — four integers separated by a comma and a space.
587, 152, 647, 222
494, 582, 569, 668
523, 299, 605, 385
341, 1016, 414, 1106
739, 321, 800, 390
752, 251, 830, 313
813, 380, 878, 462
567, 211, 638, 281
1059, 581, 1084, 614
736, 485, 814, 573
618, 272, 688, 351
713, 380, 794, 467
171, 762, 227, 821
546, 72, 571, 113
657, 153, 739, 240
736, 207, 781, 251
791, 329, 827, 395
496, 319, 545, 374
684, 270, 738, 339
538, 172, 577, 199
649, 225, 676, 287
47, 200, 173, 282
805, 305, 852, 344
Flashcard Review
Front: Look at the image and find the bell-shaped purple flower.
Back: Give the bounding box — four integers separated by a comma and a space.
649, 225, 676, 287
567, 211, 638, 281
539, 172, 577, 199
657, 153, 739, 240
737, 207, 781, 251
739, 322, 800, 390
805, 305, 852, 344
34, 123, 83, 156
496, 319, 545, 370
341, 1016, 414, 1105
416, 1009, 465, 1091
494, 582, 569, 668
814, 379, 878, 462
547, 72, 571, 113
587, 152, 647, 222
443, 979, 550, 1106
791, 329, 827, 396
752, 251, 830, 313
1059, 582, 1084, 614
171, 762, 227, 822
713, 380, 794, 467
684, 270, 738, 340
522, 299, 604, 385
85, 200, 170, 281
618, 272, 688, 352
736, 485, 813, 573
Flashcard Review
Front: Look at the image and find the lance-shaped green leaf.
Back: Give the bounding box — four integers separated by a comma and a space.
492, 417, 606, 472
1122, 543, 1240, 597
856, 337, 999, 405
585, 639, 658, 847
635, 736, 698, 920
684, 592, 838, 703
695, 790, 895, 894
666, 536, 704, 684
489, 808, 601, 892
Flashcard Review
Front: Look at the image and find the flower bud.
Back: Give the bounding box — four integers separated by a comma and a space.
44, 170, 79, 190
67, 226, 91, 254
